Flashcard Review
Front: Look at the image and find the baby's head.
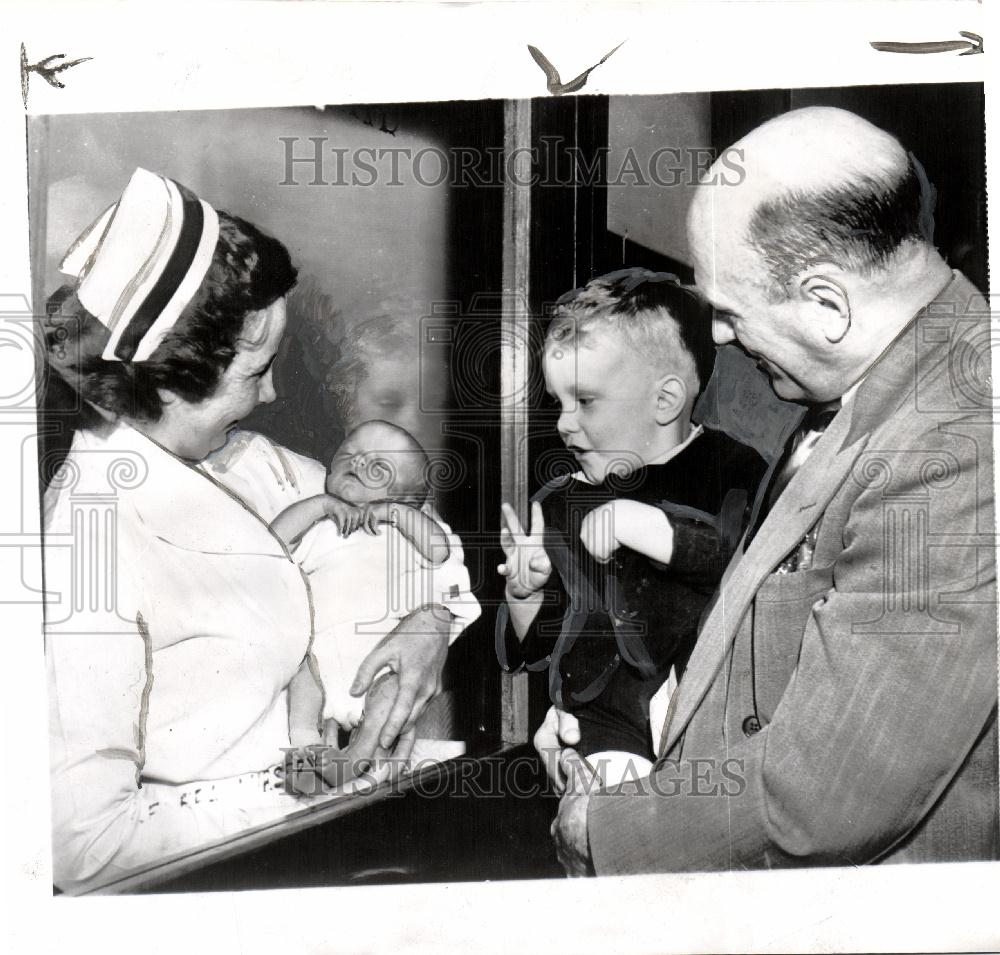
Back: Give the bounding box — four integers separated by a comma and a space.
326, 419, 429, 505
543, 269, 714, 483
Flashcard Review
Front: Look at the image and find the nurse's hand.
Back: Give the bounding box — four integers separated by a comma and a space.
349, 605, 451, 752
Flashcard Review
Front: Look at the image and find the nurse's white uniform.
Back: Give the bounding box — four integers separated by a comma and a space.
46, 422, 314, 891
204, 429, 482, 729
46, 424, 480, 891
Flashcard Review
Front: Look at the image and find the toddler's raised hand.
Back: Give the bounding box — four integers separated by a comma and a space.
498, 501, 552, 599
579, 501, 619, 563
323, 494, 365, 537
581, 500, 674, 564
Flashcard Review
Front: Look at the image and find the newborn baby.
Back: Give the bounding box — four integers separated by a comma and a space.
270, 419, 452, 779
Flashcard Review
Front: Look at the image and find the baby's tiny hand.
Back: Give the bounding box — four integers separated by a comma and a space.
323, 495, 365, 537
579, 502, 620, 563
361, 502, 387, 535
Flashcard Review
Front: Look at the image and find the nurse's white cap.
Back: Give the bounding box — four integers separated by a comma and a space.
59, 167, 220, 363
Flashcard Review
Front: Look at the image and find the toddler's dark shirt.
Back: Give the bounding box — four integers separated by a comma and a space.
497, 427, 766, 759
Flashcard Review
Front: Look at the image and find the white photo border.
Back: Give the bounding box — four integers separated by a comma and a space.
3, 2, 997, 953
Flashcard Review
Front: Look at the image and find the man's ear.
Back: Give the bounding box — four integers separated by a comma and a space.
654, 374, 688, 425
799, 271, 852, 343
156, 388, 178, 407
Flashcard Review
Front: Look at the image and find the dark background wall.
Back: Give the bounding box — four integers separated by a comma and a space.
709, 83, 988, 294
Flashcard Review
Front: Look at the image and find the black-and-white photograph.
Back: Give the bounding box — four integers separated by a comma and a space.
28, 79, 996, 897
3, 2, 998, 950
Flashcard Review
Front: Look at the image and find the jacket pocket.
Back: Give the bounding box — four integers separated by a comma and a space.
750, 565, 835, 722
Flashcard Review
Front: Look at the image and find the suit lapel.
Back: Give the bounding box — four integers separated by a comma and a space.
658, 404, 869, 755
656, 270, 976, 758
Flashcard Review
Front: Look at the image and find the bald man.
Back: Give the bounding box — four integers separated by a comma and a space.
546, 107, 998, 875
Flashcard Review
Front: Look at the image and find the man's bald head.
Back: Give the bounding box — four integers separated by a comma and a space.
685, 107, 950, 404
689, 107, 934, 296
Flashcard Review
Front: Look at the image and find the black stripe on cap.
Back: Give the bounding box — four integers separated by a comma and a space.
114, 181, 206, 362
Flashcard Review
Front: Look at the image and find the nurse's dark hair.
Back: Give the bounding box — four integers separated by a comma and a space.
43, 211, 298, 422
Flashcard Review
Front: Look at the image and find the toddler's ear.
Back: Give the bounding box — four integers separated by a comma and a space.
654, 374, 688, 425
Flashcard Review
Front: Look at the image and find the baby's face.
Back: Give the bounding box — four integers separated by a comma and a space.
326, 425, 417, 504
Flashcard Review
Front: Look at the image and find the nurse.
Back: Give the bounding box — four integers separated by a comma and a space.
43, 169, 463, 891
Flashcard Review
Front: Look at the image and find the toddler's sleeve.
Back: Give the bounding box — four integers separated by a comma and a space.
650, 506, 729, 589
495, 580, 567, 674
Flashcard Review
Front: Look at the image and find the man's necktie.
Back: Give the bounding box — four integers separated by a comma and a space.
745, 399, 842, 550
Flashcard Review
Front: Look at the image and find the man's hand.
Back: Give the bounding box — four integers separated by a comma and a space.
349, 605, 450, 752
550, 751, 598, 876
323, 494, 366, 537
498, 501, 552, 599
534, 705, 582, 793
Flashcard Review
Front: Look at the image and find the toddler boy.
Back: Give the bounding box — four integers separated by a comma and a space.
497, 269, 766, 785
